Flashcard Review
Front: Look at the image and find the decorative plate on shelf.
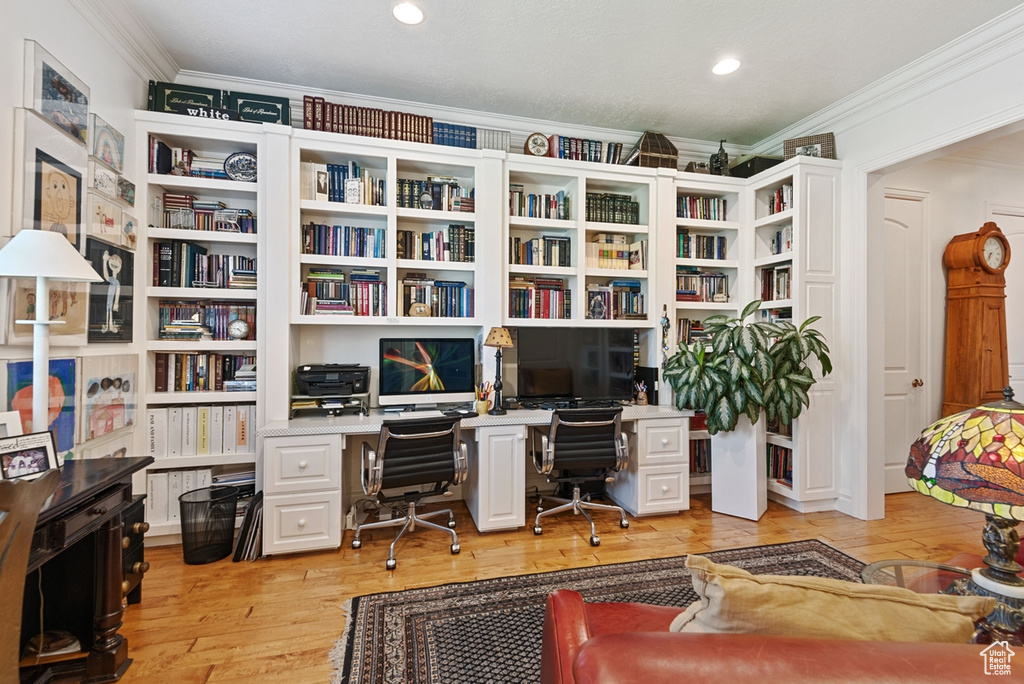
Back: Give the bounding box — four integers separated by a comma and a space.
224, 151, 257, 182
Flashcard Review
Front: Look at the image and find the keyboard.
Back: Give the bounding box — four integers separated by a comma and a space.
388, 410, 446, 419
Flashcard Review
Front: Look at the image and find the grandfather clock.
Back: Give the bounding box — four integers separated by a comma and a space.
941, 221, 1011, 416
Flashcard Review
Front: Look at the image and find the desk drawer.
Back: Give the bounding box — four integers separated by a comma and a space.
263, 491, 341, 555
41, 484, 131, 551
264, 434, 342, 494
638, 420, 685, 466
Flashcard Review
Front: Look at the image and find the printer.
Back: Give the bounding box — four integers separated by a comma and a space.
295, 364, 369, 397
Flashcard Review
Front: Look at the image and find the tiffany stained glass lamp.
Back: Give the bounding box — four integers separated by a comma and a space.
905, 386, 1024, 639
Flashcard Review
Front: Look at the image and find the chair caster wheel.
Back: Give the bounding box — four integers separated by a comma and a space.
447, 518, 457, 529
451, 543, 460, 555
590, 536, 601, 547
537, 506, 544, 513
533, 526, 543, 535
352, 539, 362, 549
620, 519, 629, 529
386, 558, 397, 570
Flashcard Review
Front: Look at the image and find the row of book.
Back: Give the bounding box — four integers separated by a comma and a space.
154, 352, 256, 393
509, 186, 571, 220
149, 136, 241, 181
758, 308, 793, 325
678, 230, 728, 260
158, 300, 256, 341
153, 242, 256, 289
690, 438, 711, 474
584, 193, 640, 225
508, 277, 571, 319
676, 268, 729, 302
301, 223, 386, 259
677, 317, 712, 346
395, 177, 474, 212
299, 160, 386, 206
509, 235, 571, 267
586, 281, 646, 320
159, 193, 257, 233
759, 265, 792, 301
396, 225, 475, 262
145, 467, 256, 526
677, 195, 728, 221
546, 135, 625, 165
401, 274, 474, 318
766, 224, 793, 256
301, 94, 511, 152
586, 234, 647, 270
234, 491, 263, 562
145, 404, 257, 459
301, 268, 386, 316
767, 443, 793, 486
768, 183, 794, 215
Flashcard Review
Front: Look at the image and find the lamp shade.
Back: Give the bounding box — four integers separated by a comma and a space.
0, 230, 103, 281
484, 327, 513, 349
905, 387, 1024, 521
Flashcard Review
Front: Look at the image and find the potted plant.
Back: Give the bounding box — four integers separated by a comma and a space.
662, 300, 832, 519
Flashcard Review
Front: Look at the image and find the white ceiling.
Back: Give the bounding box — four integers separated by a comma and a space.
124, 0, 1023, 146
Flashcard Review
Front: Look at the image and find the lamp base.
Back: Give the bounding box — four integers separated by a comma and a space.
487, 406, 507, 416
947, 571, 1024, 645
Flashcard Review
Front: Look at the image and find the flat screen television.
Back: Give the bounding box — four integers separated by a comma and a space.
378, 337, 477, 407
516, 327, 635, 404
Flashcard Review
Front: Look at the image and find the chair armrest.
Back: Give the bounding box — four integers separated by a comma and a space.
533, 431, 554, 476
361, 441, 382, 496
615, 433, 628, 471
541, 590, 593, 684
453, 441, 468, 485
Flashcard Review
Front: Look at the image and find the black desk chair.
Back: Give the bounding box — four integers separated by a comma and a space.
352, 416, 468, 570
531, 407, 629, 546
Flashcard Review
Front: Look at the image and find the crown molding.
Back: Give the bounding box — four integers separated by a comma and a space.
752, 5, 1024, 156
70, 0, 178, 83
177, 69, 752, 164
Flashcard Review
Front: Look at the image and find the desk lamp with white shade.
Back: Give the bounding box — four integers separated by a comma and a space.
0, 230, 103, 433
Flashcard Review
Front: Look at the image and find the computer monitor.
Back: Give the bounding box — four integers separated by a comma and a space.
378, 337, 476, 408
516, 327, 635, 403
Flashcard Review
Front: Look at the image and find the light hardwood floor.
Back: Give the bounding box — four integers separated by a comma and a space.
118, 492, 986, 683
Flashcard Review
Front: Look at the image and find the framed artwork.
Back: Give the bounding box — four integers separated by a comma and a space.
87, 192, 122, 244
88, 160, 117, 198
6, 358, 78, 454
85, 238, 133, 343
0, 411, 22, 438
24, 40, 89, 145
13, 108, 86, 248
80, 354, 137, 443
78, 430, 133, 460
116, 175, 136, 206
89, 113, 124, 172
0, 431, 60, 481
10, 278, 89, 343
121, 213, 138, 250
783, 133, 836, 160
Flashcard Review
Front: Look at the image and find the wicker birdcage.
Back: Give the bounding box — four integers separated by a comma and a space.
622, 131, 678, 169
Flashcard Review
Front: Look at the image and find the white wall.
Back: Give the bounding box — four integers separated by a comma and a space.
1, 0, 151, 241
885, 159, 1024, 422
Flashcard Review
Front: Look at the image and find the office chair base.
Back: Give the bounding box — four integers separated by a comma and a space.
352, 504, 459, 570
534, 486, 629, 544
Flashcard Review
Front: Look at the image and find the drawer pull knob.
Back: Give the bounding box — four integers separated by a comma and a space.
299, 460, 308, 469
298, 518, 306, 528
133, 522, 150, 534
121, 580, 130, 595
93, 506, 107, 515
662, 486, 669, 493
122, 536, 131, 550
661, 439, 669, 446
132, 561, 150, 574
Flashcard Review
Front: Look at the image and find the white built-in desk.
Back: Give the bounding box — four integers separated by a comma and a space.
258, 405, 692, 555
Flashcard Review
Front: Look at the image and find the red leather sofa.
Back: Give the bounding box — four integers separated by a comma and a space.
540, 589, 986, 684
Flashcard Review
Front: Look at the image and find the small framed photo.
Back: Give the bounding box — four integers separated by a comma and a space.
0, 430, 60, 481
88, 160, 118, 198
87, 192, 122, 244
24, 40, 89, 146
89, 113, 124, 172
0, 411, 23, 438
116, 175, 135, 206
783, 133, 836, 160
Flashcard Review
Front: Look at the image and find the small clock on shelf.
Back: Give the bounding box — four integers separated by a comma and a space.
524, 133, 550, 157
228, 318, 251, 340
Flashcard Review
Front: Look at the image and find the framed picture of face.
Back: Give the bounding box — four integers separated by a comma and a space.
24, 40, 89, 145
0, 430, 60, 481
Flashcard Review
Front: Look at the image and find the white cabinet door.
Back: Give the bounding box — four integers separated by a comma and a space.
464, 425, 525, 531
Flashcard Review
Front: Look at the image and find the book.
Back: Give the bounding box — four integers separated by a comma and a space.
227, 90, 291, 125
148, 80, 225, 114
167, 470, 182, 522
167, 407, 183, 457
223, 405, 238, 454
146, 408, 168, 458
181, 406, 198, 457
147, 472, 169, 524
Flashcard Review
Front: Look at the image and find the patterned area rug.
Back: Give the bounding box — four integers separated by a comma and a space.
330, 539, 864, 684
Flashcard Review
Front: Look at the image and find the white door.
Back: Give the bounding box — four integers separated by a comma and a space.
883, 192, 929, 494
985, 208, 1024, 400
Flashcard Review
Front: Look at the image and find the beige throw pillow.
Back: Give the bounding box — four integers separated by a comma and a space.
669, 554, 994, 643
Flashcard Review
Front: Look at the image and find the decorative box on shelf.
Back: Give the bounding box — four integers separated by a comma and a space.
728, 154, 784, 178
622, 131, 678, 169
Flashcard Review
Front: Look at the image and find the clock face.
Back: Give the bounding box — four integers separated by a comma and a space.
983, 236, 1006, 269
524, 133, 549, 156
228, 318, 251, 339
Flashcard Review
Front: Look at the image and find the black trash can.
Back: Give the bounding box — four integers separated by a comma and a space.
178, 485, 239, 564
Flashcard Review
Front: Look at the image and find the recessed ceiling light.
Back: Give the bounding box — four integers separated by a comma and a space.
712, 58, 741, 75
393, 2, 424, 25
